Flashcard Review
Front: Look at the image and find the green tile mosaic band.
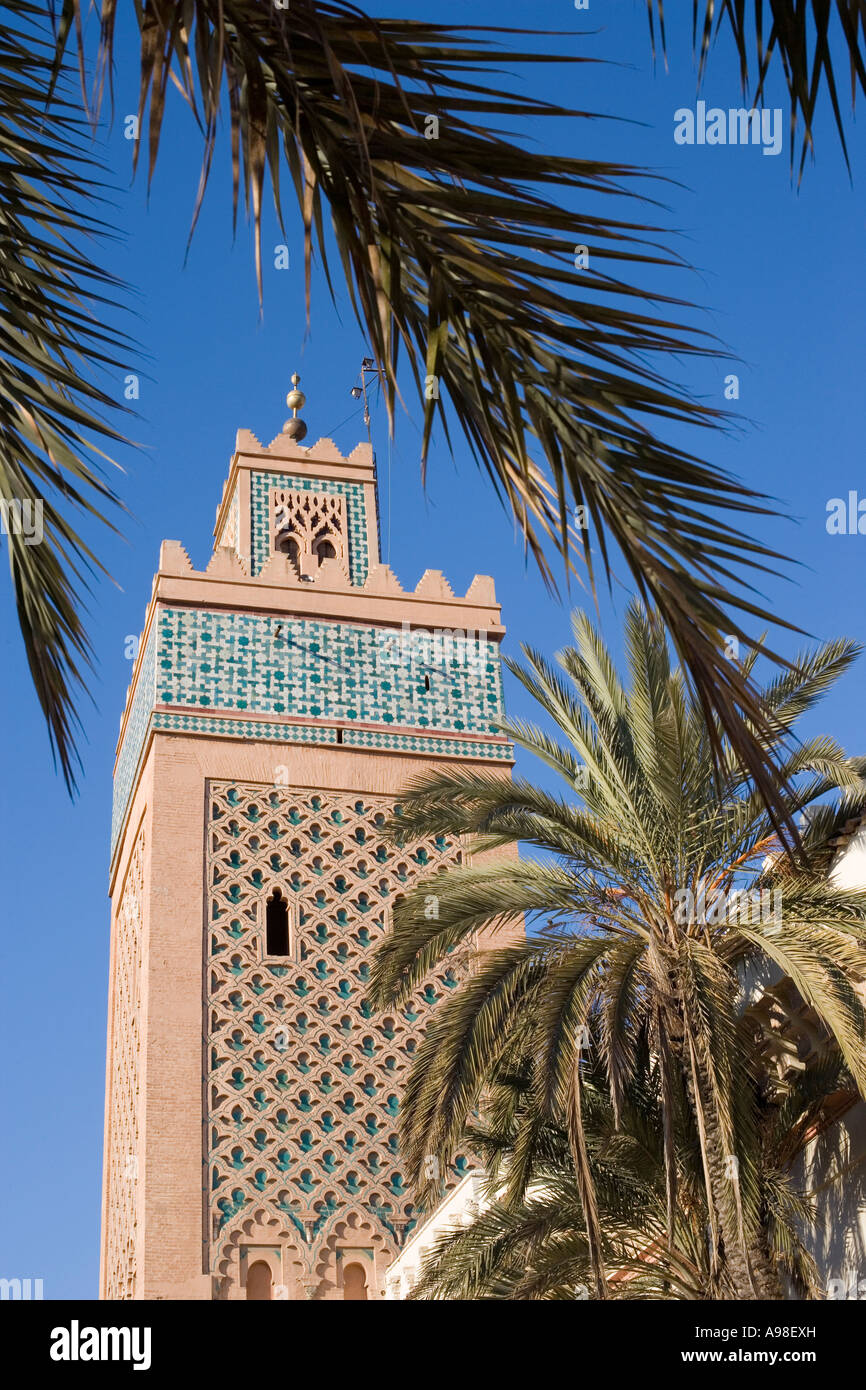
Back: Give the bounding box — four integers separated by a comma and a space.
111, 607, 511, 858
111, 629, 157, 854
156, 607, 504, 735
342, 729, 511, 760
151, 712, 511, 764
153, 713, 338, 742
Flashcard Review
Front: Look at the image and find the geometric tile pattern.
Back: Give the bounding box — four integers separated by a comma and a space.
154, 713, 338, 744
206, 781, 472, 1293
251, 472, 370, 583
156, 607, 505, 734
342, 727, 512, 760
103, 824, 146, 1301
111, 629, 156, 855
151, 712, 512, 764
110, 606, 510, 860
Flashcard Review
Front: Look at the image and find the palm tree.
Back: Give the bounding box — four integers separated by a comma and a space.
410, 1046, 724, 1301
5, 1, 864, 801
370, 603, 866, 1299
406, 1038, 847, 1300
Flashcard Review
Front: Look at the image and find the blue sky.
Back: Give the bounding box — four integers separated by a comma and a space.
1, 0, 864, 1298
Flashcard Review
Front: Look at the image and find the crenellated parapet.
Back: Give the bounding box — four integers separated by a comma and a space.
153, 539, 503, 633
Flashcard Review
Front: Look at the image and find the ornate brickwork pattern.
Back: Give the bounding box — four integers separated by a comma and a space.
250, 473, 369, 582
103, 827, 146, 1300
156, 607, 505, 733
206, 781, 472, 1294
272, 488, 349, 579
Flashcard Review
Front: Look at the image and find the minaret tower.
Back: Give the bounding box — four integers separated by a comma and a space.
100, 382, 515, 1300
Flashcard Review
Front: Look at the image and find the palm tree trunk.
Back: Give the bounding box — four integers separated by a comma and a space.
658, 948, 760, 1300
694, 1085, 760, 1300
745, 1235, 785, 1300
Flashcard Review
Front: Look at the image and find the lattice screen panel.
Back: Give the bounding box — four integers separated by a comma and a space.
206, 781, 472, 1293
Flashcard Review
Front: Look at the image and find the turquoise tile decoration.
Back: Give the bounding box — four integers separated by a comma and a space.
153, 713, 338, 742
111, 628, 157, 854
250, 472, 370, 583
342, 729, 511, 760
149, 713, 511, 766
111, 604, 511, 860
156, 606, 504, 734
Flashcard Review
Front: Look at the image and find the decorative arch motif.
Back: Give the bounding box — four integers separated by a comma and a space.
206, 781, 473, 1295
313, 1211, 389, 1298
272, 489, 349, 581
213, 1208, 307, 1299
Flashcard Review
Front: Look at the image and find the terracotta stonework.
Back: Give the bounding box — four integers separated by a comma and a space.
100, 409, 518, 1300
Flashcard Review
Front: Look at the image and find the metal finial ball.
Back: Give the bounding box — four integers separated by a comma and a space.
283, 417, 308, 441
286, 389, 306, 412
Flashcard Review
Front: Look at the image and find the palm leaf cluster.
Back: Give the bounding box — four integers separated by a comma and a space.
407, 1045, 852, 1300
49, 0, 809, 822
372, 603, 866, 1298
0, 2, 133, 786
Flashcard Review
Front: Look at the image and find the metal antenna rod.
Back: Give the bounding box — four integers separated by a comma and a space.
351, 356, 379, 445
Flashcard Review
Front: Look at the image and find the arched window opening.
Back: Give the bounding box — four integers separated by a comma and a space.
247, 1260, 273, 1301
343, 1262, 368, 1301
266, 889, 290, 956
315, 538, 337, 565
277, 533, 300, 566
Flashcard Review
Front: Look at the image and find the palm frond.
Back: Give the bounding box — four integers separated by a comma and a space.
377, 603, 865, 1299
648, 2, 866, 177
51, 0, 809, 834
1, 1, 134, 787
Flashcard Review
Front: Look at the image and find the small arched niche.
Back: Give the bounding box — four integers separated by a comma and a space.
277, 533, 300, 564
247, 1260, 273, 1301
266, 889, 290, 957
314, 537, 337, 565
343, 1262, 368, 1301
